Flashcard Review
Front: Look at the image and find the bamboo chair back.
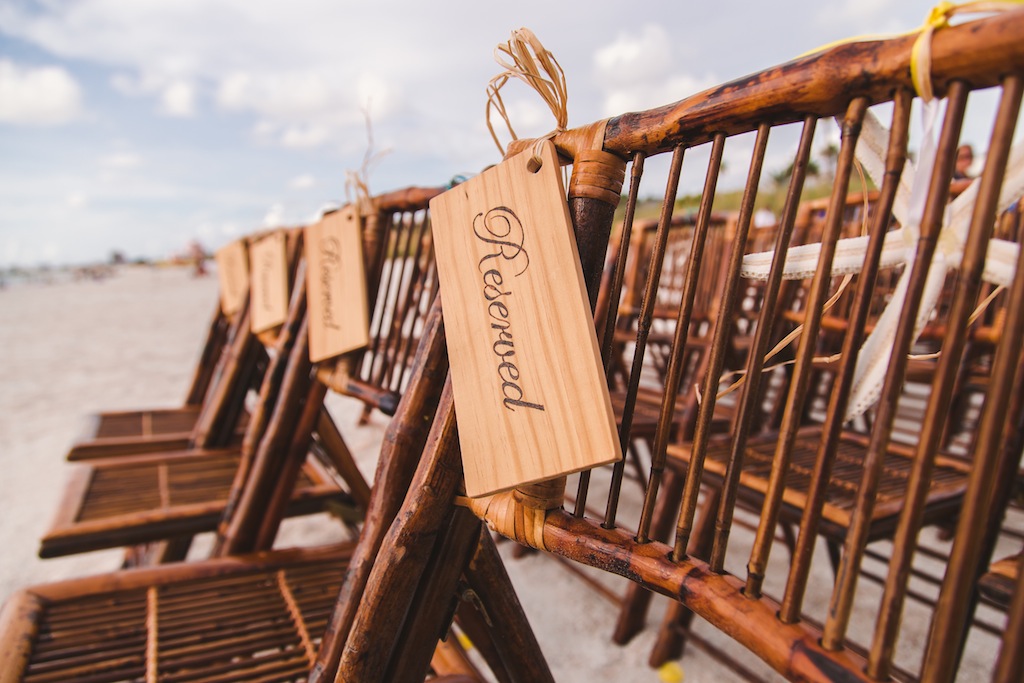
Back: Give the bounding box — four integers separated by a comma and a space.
341, 11, 1024, 682
219, 187, 446, 556
543, 16, 1024, 681
316, 187, 445, 418
38, 230, 347, 560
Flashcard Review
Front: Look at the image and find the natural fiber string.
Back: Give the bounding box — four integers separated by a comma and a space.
486, 28, 568, 171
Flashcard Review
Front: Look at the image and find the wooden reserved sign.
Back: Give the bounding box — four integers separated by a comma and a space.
304, 206, 370, 362
431, 141, 622, 497
248, 230, 290, 333
214, 239, 249, 315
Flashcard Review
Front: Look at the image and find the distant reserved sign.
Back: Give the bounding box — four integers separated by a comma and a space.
248, 231, 290, 334
214, 239, 249, 315
430, 141, 621, 498
305, 206, 370, 363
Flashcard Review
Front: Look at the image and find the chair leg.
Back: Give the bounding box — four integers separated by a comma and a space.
386, 507, 486, 683
826, 538, 843, 578
613, 466, 686, 644
460, 531, 556, 683
648, 486, 720, 667
338, 388, 465, 680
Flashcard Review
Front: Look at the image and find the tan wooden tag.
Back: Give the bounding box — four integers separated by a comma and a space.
431, 141, 622, 497
305, 206, 370, 363
214, 239, 249, 315
248, 230, 290, 333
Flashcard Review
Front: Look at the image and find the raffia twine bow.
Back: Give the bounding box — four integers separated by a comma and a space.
486, 28, 568, 172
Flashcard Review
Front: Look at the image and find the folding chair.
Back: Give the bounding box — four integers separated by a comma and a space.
38, 228, 354, 560
338, 10, 1024, 682
65, 277, 264, 462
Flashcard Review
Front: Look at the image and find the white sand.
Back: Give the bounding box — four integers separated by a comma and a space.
0, 266, 1008, 681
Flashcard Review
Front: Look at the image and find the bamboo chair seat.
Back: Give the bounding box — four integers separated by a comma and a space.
0, 545, 351, 682
39, 448, 344, 558
66, 406, 253, 461
668, 425, 970, 543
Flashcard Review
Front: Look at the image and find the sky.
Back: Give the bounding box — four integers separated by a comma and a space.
0, 0, 969, 267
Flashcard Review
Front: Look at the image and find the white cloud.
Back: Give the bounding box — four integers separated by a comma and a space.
160, 80, 196, 117
99, 152, 142, 169
817, 0, 912, 35
593, 25, 671, 86
288, 173, 316, 190
0, 59, 82, 125
280, 124, 332, 149
66, 192, 88, 208
592, 26, 717, 116
262, 203, 286, 228
112, 72, 197, 116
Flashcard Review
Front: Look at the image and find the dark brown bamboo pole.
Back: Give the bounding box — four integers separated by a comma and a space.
604, 145, 685, 529
671, 129, 753, 560
210, 283, 308, 556
635, 138, 722, 544
253, 376, 328, 552
919, 89, 1024, 683
217, 314, 315, 556
335, 381, 463, 680
598, 11, 1024, 157
309, 301, 448, 683
314, 409, 372, 511
742, 101, 865, 592
384, 507, 484, 683
541, 510, 874, 682
460, 531, 557, 683
705, 122, 774, 571
697, 108, 812, 594
575, 152, 644, 518
191, 297, 258, 449
822, 81, 969, 650
184, 304, 230, 406
779, 90, 912, 623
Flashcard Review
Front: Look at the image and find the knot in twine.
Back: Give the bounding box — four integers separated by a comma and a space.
486, 27, 568, 172
911, 1, 1024, 101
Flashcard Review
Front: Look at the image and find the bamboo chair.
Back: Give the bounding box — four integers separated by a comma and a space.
38, 228, 354, 561
338, 11, 1024, 682
64, 296, 263, 461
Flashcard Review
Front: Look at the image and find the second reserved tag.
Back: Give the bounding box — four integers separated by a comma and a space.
305, 206, 370, 363
431, 141, 621, 497
249, 230, 290, 334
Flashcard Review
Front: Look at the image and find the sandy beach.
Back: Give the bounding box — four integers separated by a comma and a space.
0, 265, 1010, 681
